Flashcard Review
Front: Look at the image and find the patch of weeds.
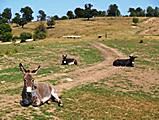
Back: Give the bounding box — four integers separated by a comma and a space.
68, 46, 103, 65
54, 83, 159, 120
0, 67, 19, 74
103, 39, 159, 69
0, 73, 22, 83
2, 86, 22, 95
31, 112, 52, 120
15, 115, 28, 120
47, 79, 59, 85
38, 66, 61, 76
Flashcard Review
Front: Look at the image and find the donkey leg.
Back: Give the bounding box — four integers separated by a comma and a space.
51, 90, 63, 107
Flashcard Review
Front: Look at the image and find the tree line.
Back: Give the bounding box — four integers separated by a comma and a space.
0, 3, 159, 42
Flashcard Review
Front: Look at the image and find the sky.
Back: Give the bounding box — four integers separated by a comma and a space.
0, 0, 159, 19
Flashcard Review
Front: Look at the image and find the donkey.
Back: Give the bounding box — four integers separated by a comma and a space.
19, 63, 63, 107
113, 55, 137, 67
61, 54, 77, 65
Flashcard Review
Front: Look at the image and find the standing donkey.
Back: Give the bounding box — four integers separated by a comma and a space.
19, 63, 63, 107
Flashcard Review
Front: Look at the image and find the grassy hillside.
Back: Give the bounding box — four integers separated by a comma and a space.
1, 17, 159, 119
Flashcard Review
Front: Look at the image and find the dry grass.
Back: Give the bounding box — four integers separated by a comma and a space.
1, 17, 159, 119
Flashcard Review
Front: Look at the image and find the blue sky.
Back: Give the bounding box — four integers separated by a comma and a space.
0, 0, 159, 19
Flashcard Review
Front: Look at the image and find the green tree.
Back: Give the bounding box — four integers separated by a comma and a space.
128, 8, 137, 16
107, 4, 121, 16
67, 11, 74, 19
0, 23, 12, 42
2, 8, 12, 23
20, 6, 34, 22
60, 16, 68, 20
97, 10, 106, 17
53, 15, 59, 20
136, 7, 145, 17
12, 13, 21, 26
19, 18, 27, 28
146, 6, 155, 17
37, 10, 46, 21
74, 8, 85, 18
0, 13, 8, 24
47, 16, 55, 27
84, 3, 93, 20
154, 7, 159, 17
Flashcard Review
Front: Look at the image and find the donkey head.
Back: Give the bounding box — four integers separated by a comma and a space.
19, 63, 40, 93
62, 54, 67, 60
129, 55, 137, 61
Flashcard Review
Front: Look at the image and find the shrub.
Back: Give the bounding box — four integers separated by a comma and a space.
0, 23, 12, 42
33, 31, 46, 40
132, 17, 139, 25
20, 32, 32, 43
33, 23, 47, 40
12, 35, 20, 42
1, 32, 12, 42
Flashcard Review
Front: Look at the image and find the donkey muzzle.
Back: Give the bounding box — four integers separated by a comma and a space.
26, 87, 32, 93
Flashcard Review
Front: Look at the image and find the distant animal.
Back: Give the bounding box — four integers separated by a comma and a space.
113, 55, 137, 67
19, 63, 63, 107
139, 40, 143, 43
61, 54, 77, 65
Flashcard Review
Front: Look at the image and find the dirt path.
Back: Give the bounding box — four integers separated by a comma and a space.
0, 42, 126, 119
55, 42, 125, 94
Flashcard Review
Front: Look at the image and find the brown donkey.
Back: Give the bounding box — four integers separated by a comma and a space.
19, 63, 63, 107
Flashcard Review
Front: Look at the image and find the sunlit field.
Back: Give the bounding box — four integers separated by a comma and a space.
0, 17, 159, 119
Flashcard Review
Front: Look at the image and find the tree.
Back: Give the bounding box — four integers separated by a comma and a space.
53, 15, 59, 20
20, 6, 34, 22
60, 16, 68, 20
47, 16, 55, 28
0, 23, 12, 42
66, 11, 74, 19
154, 7, 159, 17
128, 8, 137, 16
74, 8, 85, 18
107, 4, 121, 16
2, 8, 12, 23
37, 10, 46, 21
136, 7, 145, 17
19, 18, 27, 28
0, 13, 8, 24
146, 6, 155, 17
84, 3, 94, 20
97, 11, 106, 17
12, 13, 21, 26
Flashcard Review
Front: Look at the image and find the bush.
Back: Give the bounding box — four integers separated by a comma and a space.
0, 23, 12, 42
33, 31, 46, 40
33, 23, 47, 40
12, 35, 20, 41
132, 17, 139, 25
0, 23, 12, 32
20, 32, 32, 43
1, 32, 12, 42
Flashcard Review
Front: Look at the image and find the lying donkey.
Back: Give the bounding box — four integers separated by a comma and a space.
19, 63, 63, 107
113, 55, 137, 67
61, 54, 77, 65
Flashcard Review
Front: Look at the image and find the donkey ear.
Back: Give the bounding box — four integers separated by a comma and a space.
31, 65, 40, 74
19, 63, 27, 73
